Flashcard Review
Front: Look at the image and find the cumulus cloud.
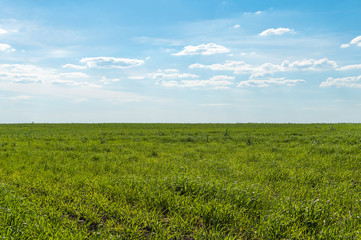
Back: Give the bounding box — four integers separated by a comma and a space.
80, 57, 145, 69
190, 58, 337, 77
0, 43, 15, 52
156, 75, 234, 89
259, 28, 295, 36
320, 75, 361, 88
341, 36, 361, 48
172, 43, 230, 56
238, 77, 305, 87
282, 58, 337, 71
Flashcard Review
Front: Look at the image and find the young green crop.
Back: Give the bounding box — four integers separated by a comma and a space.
1, 123, 361, 239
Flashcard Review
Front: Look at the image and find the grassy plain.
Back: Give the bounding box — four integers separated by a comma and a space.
1, 123, 361, 239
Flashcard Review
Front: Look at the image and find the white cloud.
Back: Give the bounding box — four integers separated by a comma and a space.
172, 43, 230, 56
259, 28, 295, 36
337, 64, 361, 71
49, 49, 73, 58
320, 75, 361, 88
51, 79, 100, 88
62, 64, 87, 70
0, 28, 8, 35
243, 10, 263, 15
0, 64, 54, 84
0, 43, 15, 52
190, 61, 252, 73
58, 72, 89, 79
233, 24, 240, 29
282, 58, 337, 71
127, 69, 198, 81
190, 58, 337, 77
100, 76, 120, 84
238, 77, 305, 87
128, 76, 145, 80
0, 63, 145, 103
133, 36, 184, 46
0, 64, 91, 85
7, 95, 32, 101
240, 52, 256, 56
350, 36, 361, 46
341, 36, 361, 48
75, 98, 89, 102
156, 75, 234, 89
80, 57, 145, 69
150, 69, 199, 79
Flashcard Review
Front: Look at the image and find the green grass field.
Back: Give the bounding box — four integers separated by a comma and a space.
1, 123, 361, 239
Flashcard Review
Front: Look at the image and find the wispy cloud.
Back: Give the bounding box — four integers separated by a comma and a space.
172, 43, 230, 56
62, 64, 87, 70
320, 75, 361, 88
0, 64, 145, 103
340, 36, 361, 48
133, 36, 184, 46
100, 76, 120, 85
0, 28, 8, 35
75, 98, 89, 102
63, 57, 145, 70
337, 64, 361, 71
80, 57, 145, 69
129, 69, 199, 81
190, 61, 252, 73
128, 76, 145, 80
0, 64, 91, 86
0, 64, 55, 84
190, 58, 337, 77
150, 69, 198, 79
238, 77, 305, 87
156, 75, 234, 89
259, 28, 295, 36
243, 10, 264, 15
6, 95, 32, 101
0, 43, 15, 52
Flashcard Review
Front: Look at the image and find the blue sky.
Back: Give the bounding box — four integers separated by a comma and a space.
1, 0, 361, 123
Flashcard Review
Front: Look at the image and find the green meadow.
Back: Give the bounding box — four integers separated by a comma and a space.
1, 123, 361, 239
